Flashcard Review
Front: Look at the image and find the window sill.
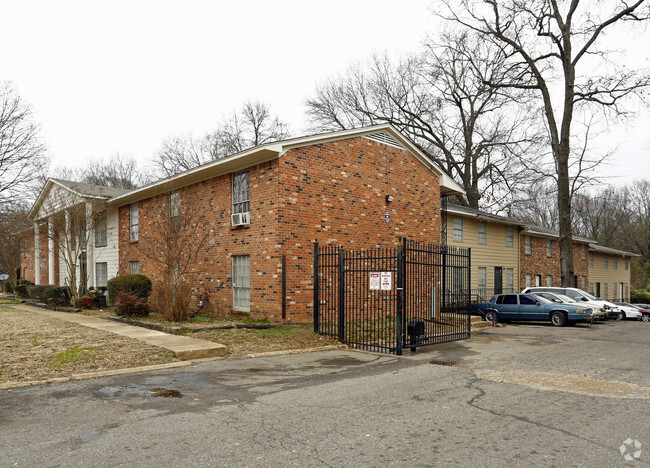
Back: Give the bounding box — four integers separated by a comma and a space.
230, 224, 251, 231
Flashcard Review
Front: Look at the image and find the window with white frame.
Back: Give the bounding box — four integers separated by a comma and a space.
169, 191, 180, 234
453, 217, 463, 242
546, 240, 552, 257
506, 268, 514, 292
604, 254, 609, 269
95, 262, 108, 288
232, 255, 251, 311
581, 245, 586, 260
129, 261, 139, 274
625, 258, 629, 270
604, 282, 609, 299
506, 226, 513, 247
525, 274, 532, 288
232, 170, 250, 215
478, 267, 487, 297
613, 257, 618, 270
613, 283, 617, 300
95, 212, 107, 247
525, 236, 531, 255
129, 203, 139, 241
546, 275, 552, 287
589, 283, 594, 294
589, 252, 594, 268
478, 222, 487, 244
535, 274, 542, 287
581, 276, 586, 290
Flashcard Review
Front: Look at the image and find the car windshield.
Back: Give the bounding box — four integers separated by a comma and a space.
532, 295, 553, 304
556, 294, 578, 303
581, 291, 599, 301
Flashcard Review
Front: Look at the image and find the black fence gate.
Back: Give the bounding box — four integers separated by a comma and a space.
314, 238, 471, 355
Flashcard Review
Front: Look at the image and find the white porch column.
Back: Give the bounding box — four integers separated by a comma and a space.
34, 222, 41, 285
48, 218, 55, 285
65, 209, 75, 291
86, 202, 95, 289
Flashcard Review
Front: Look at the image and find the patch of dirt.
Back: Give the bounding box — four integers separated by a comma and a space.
187, 325, 340, 359
474, 369, 650, 399
80, 309, 256, 330
0, 306, 178, 384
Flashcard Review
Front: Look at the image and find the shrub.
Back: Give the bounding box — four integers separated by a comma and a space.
87, 289, 107, 308
631, 288, 650, 303
3, 280, 14, 293
13, 280, 34, 298
74, 296, 95, 309
150, 278, 194, 322
14, 284, 28, 298
26, 284, 56, 301
42, 286, 71, 306
114, 291, 150, 317
107, 274, 152, 303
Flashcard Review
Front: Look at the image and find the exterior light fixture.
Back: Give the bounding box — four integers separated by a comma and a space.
386, 194, 394, 203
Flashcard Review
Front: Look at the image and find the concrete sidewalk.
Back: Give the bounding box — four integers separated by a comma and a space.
10, 304, 227, 360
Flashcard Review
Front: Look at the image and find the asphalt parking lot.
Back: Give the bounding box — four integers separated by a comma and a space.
1, 320, 648, 467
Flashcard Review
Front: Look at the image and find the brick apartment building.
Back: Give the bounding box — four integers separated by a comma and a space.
22, 125, 464, 322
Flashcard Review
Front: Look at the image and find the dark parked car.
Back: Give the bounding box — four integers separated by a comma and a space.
469, 293, 594, 326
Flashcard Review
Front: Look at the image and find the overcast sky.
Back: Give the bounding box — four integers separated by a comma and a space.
2, 0, 649, 186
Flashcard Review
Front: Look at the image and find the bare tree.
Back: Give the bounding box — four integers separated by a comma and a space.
439, 0, 650, 285
82, 154, 150, 189
153, 100, 291, 177
510, 181, 560, 230
306, 33, 541, 210
0, 82, 47, 206
140, 191, 213, 321
0, 203, 30, 284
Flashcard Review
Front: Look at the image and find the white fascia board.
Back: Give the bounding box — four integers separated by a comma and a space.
108, 146, 282, 207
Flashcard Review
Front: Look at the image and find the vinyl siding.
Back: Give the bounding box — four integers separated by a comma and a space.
447, 215, 519, 297
588, 251, 632, 300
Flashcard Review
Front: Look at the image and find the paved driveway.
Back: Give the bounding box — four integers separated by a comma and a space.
1, 321, 648, 467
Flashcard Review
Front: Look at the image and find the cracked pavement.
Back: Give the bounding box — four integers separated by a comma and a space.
1, 321, 648, 467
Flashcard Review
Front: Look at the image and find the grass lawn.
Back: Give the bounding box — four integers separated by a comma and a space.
185, 324, 340, 358
0, 306, 178, 385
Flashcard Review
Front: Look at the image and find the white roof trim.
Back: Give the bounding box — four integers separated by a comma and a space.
108, 124, 464, 206
28, 179, 107, 220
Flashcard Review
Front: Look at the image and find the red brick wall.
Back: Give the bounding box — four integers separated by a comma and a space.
118, 136, 442, 322
21, 232, 34, 283
119, 159, 283, 320
20, 226, 60, 285
520, 235, 589, 289
277, 138, 441, 321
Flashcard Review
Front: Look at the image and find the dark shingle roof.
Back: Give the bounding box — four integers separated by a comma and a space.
51, 179, 130, 199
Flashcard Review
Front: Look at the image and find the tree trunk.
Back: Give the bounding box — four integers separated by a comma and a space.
556, 144, 574, 287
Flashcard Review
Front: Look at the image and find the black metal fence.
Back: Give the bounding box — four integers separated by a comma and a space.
313, 238, 471, 355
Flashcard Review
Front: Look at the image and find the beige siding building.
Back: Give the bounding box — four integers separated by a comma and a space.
445, 203, 638, 301
447, 204, 521, 298
588, 244, 637, 301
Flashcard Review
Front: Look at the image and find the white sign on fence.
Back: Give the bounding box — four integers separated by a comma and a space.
369, 272, 380, 290
380, 271, 392, 290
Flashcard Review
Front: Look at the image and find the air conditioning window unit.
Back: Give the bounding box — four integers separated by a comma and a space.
231, 212, 250, 226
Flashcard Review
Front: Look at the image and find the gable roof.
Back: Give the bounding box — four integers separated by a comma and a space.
28, 179, 129, 220
588, 243, 640, 258
108, 124, 465, 206
447, 203, 594, 244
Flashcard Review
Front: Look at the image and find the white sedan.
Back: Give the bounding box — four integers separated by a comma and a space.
614, 303, 644, 320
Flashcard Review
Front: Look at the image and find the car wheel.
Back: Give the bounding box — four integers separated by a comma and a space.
550, 311, 566, 327
485, 310, 498, 324
642, 314, 650, 323
617, 312, 624, 321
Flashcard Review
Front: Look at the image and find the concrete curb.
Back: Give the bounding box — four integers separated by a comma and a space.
244, 344, 348, 358
0, 361, 194, 391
